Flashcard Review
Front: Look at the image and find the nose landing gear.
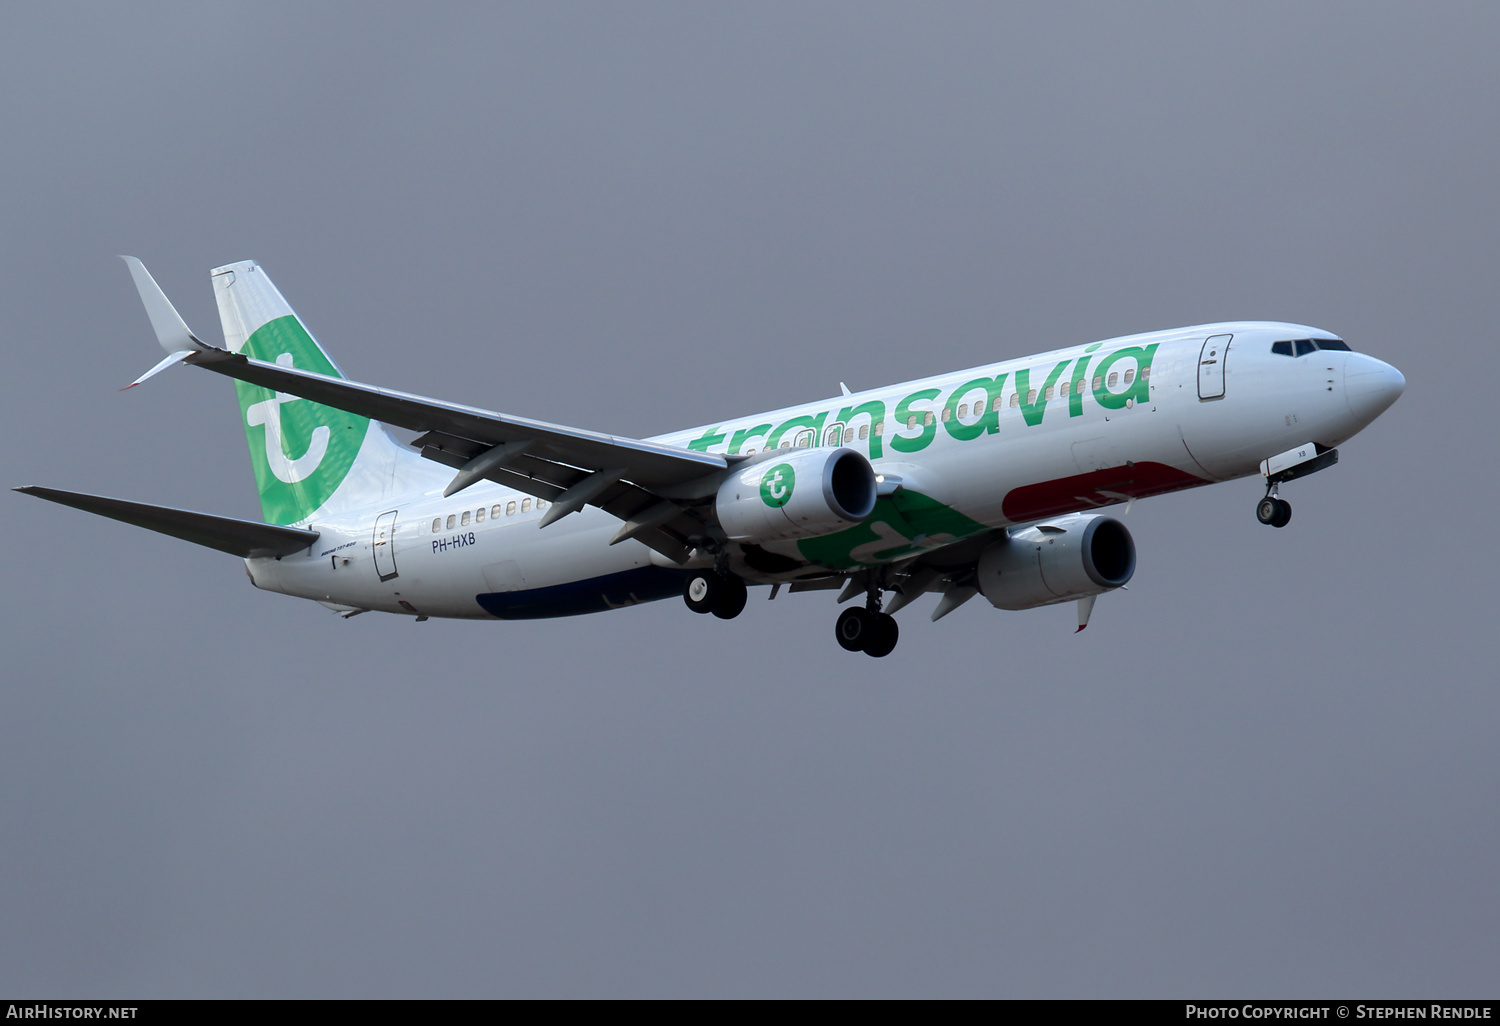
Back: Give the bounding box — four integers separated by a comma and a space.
1256, 488, 1292, 528
1255, 443, 1339, 528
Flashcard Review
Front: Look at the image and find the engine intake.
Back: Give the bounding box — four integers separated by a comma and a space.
977, 513, 1136, 610
716, 448, 877, 544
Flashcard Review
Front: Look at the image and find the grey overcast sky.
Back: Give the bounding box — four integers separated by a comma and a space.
2, 2, 1496, 998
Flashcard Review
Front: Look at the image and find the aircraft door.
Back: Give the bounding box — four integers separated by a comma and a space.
373, 510, 399, 581
1198, 334, 1232, 400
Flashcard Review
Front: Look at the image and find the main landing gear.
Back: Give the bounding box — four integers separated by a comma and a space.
835, 578, 899, 658
1256, 487, 1292, 528
835, 606, 899, 658
683, 570, 748, 619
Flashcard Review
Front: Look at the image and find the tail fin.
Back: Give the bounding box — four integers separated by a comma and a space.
209, 261, 431, 526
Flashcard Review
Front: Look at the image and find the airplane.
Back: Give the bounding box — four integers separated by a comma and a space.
16, 258, 1405, 656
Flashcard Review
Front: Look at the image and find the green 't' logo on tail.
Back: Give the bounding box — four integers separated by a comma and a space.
234, 315, 368, 525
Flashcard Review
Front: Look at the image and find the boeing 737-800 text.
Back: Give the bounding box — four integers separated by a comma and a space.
17, 258, 1405, 656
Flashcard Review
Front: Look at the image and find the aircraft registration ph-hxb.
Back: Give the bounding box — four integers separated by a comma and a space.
18, 258, 1405, 656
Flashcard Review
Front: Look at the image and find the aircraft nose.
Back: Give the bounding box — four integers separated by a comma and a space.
1344, 354, 1405, 424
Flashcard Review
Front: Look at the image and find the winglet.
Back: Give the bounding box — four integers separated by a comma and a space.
119, 256, 219, 357
121, 349, 196, 390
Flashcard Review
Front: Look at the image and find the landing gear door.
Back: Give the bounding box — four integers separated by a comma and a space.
373, 509, 399, 581
1198, 334, 1232, 400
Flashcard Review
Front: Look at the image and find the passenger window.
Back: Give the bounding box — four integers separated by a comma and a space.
491, 505, 503, 519
537, 500, 547, 510
874, 421, 884, 436
1044, 386, 1054, 401
446, 514, 456, 530
1060, 381, 1070, 397
907, 415, 917, 430
992, 397, 1003, 412
1009, 393, 1020, 408
1092, 375, 1103, 390
461, 511, 471, 527
957, 403, 968, 418
432, 518, 442, 533
1141, 366, 1151, 380
475, 507, 484, 523
924, 411, 935, 427
1107, 372, 1118, 388
940, 407, 951, 423
521, 498, 532, 512
1123, 369, 1134, 385
745, 447, 756, 454
858, 424, 869, 440
506, 501, 517, 516
1295, 339, 1316, 356
1026, 389, 1037, 404
825, 426, 842, 446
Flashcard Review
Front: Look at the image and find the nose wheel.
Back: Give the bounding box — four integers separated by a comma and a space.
1256, 493, 1292, 528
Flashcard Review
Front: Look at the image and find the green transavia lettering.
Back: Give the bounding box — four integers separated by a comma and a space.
689, 343, 1160, 460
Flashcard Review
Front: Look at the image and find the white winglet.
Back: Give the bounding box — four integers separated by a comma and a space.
119, 256, 217, 357
122, 349, 195, 390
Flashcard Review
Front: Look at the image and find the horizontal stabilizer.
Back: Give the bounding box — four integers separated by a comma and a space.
15, 486, 320, 558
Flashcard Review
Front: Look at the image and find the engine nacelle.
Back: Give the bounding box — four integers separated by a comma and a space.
715, 448, 877, 543
977, 513, 1136, 610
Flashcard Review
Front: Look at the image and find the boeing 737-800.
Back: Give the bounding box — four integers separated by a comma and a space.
16, 258, 1405, 656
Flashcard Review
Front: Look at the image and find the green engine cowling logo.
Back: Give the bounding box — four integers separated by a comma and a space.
760, 463, 796, 507
234, 315, 369, 525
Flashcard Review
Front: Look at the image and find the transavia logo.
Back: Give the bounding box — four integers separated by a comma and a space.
761, 464, 795, 507
234, 315, 369, 525
246, 354, 329, 483
685, 342, 1160, 459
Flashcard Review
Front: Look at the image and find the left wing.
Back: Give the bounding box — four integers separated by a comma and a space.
15, 486, 321, 558
185, 348, 734, 562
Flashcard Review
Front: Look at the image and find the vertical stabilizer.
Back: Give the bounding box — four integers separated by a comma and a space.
209, 261, 436, 525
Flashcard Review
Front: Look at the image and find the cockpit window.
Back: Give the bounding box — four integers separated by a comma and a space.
1274, 337, 1351, 357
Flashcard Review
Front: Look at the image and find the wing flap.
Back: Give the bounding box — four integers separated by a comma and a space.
15, 486, 320, 558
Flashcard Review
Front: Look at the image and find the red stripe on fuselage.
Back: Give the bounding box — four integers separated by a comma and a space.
1001, 461, 1208, 522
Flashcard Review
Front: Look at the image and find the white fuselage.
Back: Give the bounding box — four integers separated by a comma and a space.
245, 322, 1403, 620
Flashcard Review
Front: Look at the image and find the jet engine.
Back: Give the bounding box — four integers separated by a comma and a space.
715, 447, 877, 543
976, 513, 1136, 610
